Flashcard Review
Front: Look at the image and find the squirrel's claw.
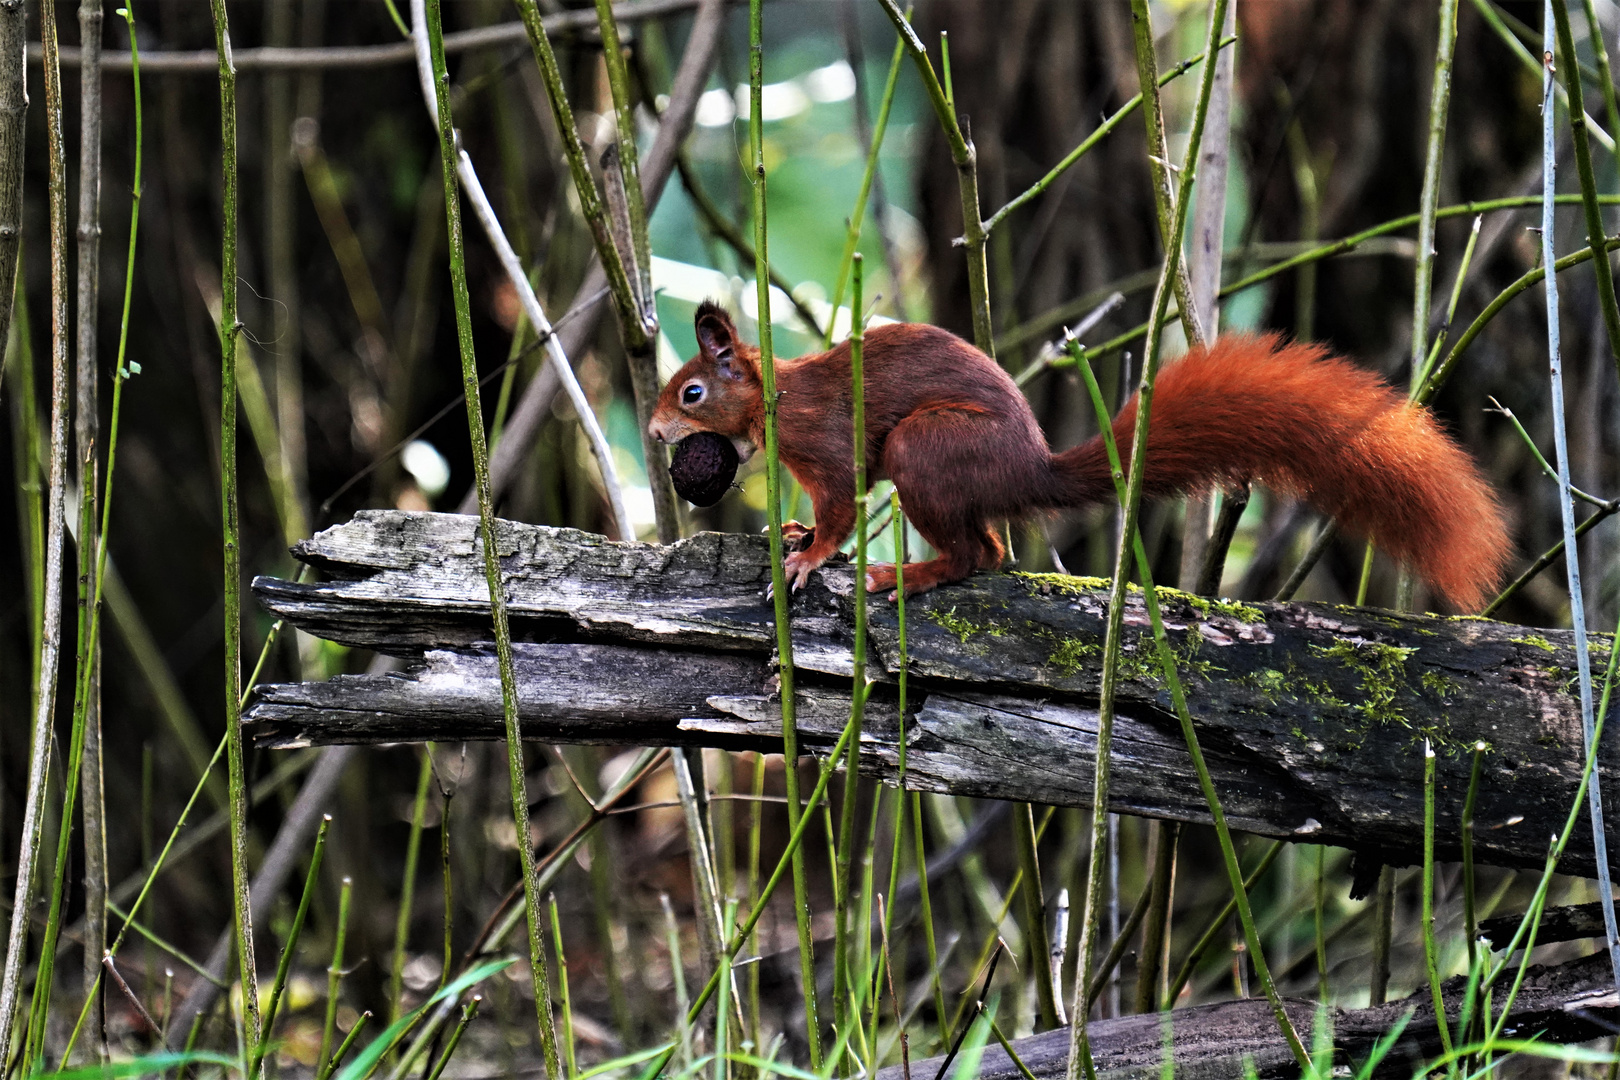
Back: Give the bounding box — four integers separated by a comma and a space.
780, 520, 815, 552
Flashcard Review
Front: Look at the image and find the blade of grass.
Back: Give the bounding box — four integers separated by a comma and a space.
388, 749, 435, 1031
317, 877, 354, 1080
253, 815, 331, 1075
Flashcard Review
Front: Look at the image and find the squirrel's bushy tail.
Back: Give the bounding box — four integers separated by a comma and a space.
1050, 333, 1512, 611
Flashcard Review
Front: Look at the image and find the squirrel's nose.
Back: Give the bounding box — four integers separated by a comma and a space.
649, 417, 673, 444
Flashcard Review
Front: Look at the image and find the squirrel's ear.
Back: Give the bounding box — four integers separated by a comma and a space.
695, 301, 749, 380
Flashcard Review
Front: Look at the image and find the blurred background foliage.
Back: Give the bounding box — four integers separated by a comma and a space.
1, 0, 1617, 1070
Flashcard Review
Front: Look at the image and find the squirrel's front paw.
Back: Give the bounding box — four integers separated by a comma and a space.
782, 548, 825, 593
780, 520, 816, 552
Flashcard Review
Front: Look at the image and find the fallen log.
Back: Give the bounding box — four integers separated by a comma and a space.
247, 510, 1616, 878
876, 953, 1618, 1080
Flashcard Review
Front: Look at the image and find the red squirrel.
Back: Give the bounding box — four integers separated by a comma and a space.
649, 302, 1512, 610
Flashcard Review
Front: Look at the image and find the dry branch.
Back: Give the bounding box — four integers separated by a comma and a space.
248, 511, 1616, 881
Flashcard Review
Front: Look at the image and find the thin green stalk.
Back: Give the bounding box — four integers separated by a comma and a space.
424, 4, 560, 1077
1162, 843, 1285, 1007
833, 254, 869, 1052
205, 0, 261, 1064
643, 721, 861, 1080
1068, 3, 1294, 1077
1482, 496, 1620, 615
1470, 0, 1616, 149
1415, 214, 1483, 393
874, 0, 992, 354
1134, 822, 1178, 1015
389, 749, 435, 1028
254, 815, 331, 1076
714, 900, 737, 1080
1055, 195, 1620, 370
1069, 317, 1308, 1072
591, 0, 651, 303
1014, 804, 1057, 1028
423, 998, 479, 1080
1553, 0, 1620, 384
1126, 0, 1206, 348
746, 0, 820, 1065
439, 786, 453, 992
549, 895, 576, 1080
824, 29, 905, 347
661, 895, 692, 1071
1314, 846, 1328, 1003
1411, 0, 1459, 383
327, 1012, 372, 1078
1421, 741, 1453, 1056
1581, 0, 1620, 146
60, 733, 229, 1063
317, 877, 354, 1080
983, 38, 1236, 236
1457, 741, 1486, 1047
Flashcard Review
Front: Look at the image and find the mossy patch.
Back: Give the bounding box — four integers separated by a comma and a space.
1311, 640, 1420, 729
1511, 635, 1557, 654
1012, 571, 1112, 596
929, 605, 1006, 644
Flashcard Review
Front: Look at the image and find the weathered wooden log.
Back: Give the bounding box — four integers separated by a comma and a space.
248, 510, 1616, 877
876, 953, 1617, 1080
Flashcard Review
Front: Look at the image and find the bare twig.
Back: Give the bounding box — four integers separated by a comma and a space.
36, 0, 716, 73
75, 0, 108, 1055
467, 0, 724, 513
0, 5, 59, 1070
408, 0, 632, 540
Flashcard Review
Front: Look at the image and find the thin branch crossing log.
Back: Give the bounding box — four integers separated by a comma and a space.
250, 510, 1614, 878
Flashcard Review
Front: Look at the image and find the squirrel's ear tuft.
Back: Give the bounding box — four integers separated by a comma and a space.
695, 301, 749, 380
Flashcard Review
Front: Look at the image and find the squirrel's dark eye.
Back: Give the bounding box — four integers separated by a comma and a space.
682, 383, 705, 405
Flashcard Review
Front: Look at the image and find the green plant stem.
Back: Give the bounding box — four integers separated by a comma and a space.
1053, 196, 1620, 370
1314, 846, 1328, 1002
744, 0, 820, 1066
254, 815, 330, 1075
1553, 0, 1620, 382
318, 877, 354, 1080
424, 4, 560, 1077
1067, 4, 1293, 1077
424, 998, 479, 1080
1013, 804, 1057, 1028
833, 255, 869, 1053
1421, 742, 1453, 1056
1482, 496, 1620, 615
874, 0, 993, 355
205, 1, 262, 1063
1458, 740, 1486, 1046
673, 156, 822, 337
1068, 302, 1310, 1073
1161, 840, 1285, 1008
1469, 0, 1615, 149
1581, 0, 1620, 145
549, 896, 576, 1080
512, 0, 674, 540
983, 38, 1235, 236
643, 721, 860, 1080
389, 749, 435, 1029
824, 27, 905, 347
592, 0, 651, 302
1411, 0, 1459, 380
1126, 0, 1205, 348
328, 1012, 372, 1078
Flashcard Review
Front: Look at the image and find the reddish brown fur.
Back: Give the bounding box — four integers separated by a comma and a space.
649, 306, 1512, 610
